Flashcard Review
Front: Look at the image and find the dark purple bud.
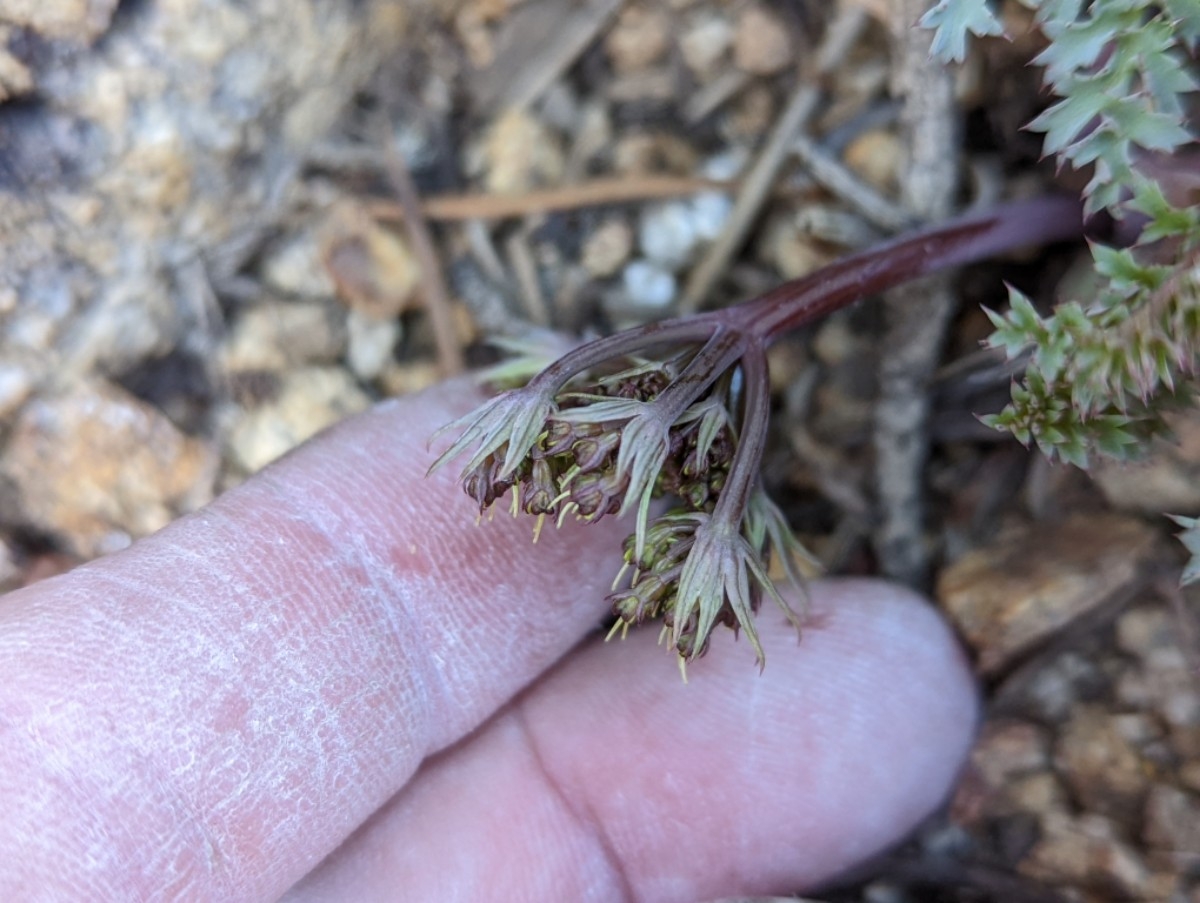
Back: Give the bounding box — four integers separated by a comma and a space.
463, 454, 514, 510
521, 458, 558, 515
572, 431, 620, 472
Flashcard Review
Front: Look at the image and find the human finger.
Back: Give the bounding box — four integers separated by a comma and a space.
0, 381, 629, 901
286, 578, 978, 902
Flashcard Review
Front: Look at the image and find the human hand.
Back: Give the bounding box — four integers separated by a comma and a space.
0, 382, 977, 901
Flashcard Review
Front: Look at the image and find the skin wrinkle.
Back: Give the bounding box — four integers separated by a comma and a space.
245, 470, 446, 755
510, 702, 634, 902
283, 579, 977, 902
0, 672, 227, 899
0, 540, 259, 897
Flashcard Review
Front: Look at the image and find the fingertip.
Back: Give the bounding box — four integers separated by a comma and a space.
285, 577, 980, 902
522, 576, 980, 897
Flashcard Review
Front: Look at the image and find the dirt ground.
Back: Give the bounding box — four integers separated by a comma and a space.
0, 1, 1197, 900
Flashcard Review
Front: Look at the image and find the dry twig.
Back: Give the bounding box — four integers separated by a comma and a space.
383, 146, 465, 377
677, 6, 869, 314
370, 175, 734, 223
791, 132, 915, 233
872, 0, 962, 587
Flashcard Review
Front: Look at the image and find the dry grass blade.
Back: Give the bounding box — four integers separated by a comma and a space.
369, 175, 734, 223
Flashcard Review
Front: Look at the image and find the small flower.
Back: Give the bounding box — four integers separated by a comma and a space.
428, 386, 555, 486
672, 513, 799, 668
744, 488, 822, 596
612, 412, 674, 554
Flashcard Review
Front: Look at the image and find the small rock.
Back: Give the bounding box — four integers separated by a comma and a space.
701, 148, 747, 182
220, 301, 346, 372
379, 360, 442, 398
605, 5, 671, 73
760, 214, 829, 279
733, 5, 793, 75
612, 132, 699, 175
723, 82, 774, 141
1021, 811, 1151, 898
1114, 606, 1200, 733
792, 204, 881, 249
971, 720, 1051, 788
765, 339, 808, 395
811, 313, 861, 367
680, 14, 732, 77
226, 367, 370, 473
621, 260, 676, 310
1011, 649, 1112, 723
581, 218, 634, 278
937, 513, 1160, 674
1116, 604, 1176, 659
476, 108, 564, 195
1007, 771, 1068, 814
0, 360, 34, 419
322, 201, 422, 320
261, 228, 338, 300
0, 44, 33, 101
1056, 705, 1152, 821
1, 0, 119, 43
2, 381, 218, 557
345, 310, 401, 381
688, 191, 732, 241
1143, 782, 1200, 854
639, 201, 699, 270
842, 128, 902, 193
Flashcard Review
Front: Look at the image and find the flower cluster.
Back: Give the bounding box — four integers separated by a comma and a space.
431, 330, 813, 670
429, 198, 1086, 671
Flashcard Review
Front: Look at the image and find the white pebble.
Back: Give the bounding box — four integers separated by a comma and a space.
622, 260, 677, 309
638, 202, 699, 270
689, 191, 732, 240
346, 310, 401, 381
702, 148, 747, 181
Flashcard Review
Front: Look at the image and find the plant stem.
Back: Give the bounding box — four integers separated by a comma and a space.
726, 195, 1084, 341
713, 346, 771, 524
529, 317, 717, 394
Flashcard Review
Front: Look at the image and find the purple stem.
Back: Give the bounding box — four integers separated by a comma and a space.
713, 346, 771, 525
647, 327, 748, 423
530, 318, 717, 395
713, 195, 1083, 342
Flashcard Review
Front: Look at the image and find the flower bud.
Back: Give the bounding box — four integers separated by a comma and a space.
463, 454, 514, 510
521, 458, 558, 515
572, 430, 620, 472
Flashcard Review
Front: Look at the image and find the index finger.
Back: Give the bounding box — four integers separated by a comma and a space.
0, 381, 629, 901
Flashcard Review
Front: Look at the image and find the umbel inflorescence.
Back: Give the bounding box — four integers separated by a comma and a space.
430, 198, 1083, 669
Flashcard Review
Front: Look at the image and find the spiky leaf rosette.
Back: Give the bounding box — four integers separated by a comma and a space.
923, 0, 1199, 465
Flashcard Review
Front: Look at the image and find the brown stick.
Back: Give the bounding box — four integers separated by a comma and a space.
872, 0, 962, 588
382, 148, 465, 377
368, 175, 734, 224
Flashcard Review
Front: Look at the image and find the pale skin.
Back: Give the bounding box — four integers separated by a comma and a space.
0, 382, 979, 901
